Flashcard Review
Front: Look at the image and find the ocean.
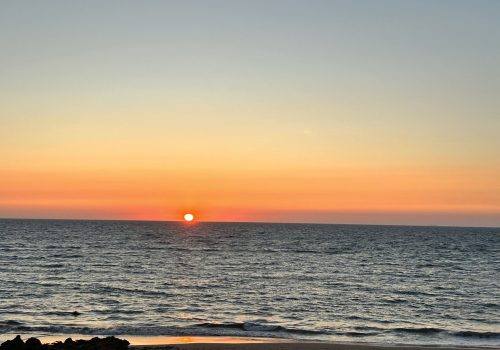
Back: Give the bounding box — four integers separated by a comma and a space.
0, 219, 499, 346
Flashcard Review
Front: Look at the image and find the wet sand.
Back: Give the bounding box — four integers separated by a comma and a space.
129, 336, 492, 350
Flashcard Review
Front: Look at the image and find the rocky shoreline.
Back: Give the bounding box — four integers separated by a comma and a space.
0, 336, 129, 350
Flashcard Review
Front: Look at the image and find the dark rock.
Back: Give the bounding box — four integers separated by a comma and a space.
63, 339, 74, 346
100, 337, 129, 350
0, 335, 26, 350
25, 338, 42, 350
71, 312, 81, 316
77, 337, 128, 350
47, 343, 63, 350
2, 336, 128, 350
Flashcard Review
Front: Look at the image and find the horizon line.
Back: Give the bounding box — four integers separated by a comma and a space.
0, 216, 498, 230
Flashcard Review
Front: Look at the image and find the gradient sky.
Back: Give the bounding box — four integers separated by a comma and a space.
1, 0, 499, 226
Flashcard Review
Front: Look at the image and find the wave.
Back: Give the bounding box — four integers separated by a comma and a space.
2, 320, 499, 343
392, 327, 500, 340
194, 322, 323, 335
0, 321, 324, 338
452, 331, 500, 339
393, 327, 443, 334
343, 331, 381, 337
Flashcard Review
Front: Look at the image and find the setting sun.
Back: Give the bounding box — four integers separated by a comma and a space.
184, 213, 194, 222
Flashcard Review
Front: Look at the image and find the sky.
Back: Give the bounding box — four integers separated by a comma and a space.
1, 0, 499, 226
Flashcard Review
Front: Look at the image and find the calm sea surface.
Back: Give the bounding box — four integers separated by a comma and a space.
0, 219, 499, 346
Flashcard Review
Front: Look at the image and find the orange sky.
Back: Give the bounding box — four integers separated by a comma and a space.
1, 1, 499, 226
1, 164, 499, 225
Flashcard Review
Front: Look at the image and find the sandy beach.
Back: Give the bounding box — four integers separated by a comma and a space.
129, 337, 495, 350
141, 344, 493, 350
2, 335, 495, 350
131, 340, 493, 350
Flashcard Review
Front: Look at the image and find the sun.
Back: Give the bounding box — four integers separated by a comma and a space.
184, 213, 194, 222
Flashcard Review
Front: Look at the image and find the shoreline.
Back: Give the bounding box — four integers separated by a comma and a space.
1, 335, 497, 350
128, 337, 498, 349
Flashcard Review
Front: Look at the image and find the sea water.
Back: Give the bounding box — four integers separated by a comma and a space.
0, 219, 498, 346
